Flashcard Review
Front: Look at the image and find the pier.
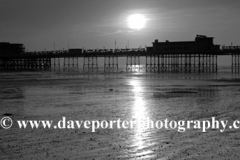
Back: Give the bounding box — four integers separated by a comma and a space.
1, 35, 240, 73
0, 49, 238, 73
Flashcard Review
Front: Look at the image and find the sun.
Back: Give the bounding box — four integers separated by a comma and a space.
127, 14, 146, 30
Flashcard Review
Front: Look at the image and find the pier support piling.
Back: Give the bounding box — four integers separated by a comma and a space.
83, 56, 98, 72
104, 56, 118, 73
126, 55, 140, 72
232, 53, 240, 73
63, 57, 78, 72
51, 58, 60, 71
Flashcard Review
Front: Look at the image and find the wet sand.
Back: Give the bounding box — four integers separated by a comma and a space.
1, 72, 240, 159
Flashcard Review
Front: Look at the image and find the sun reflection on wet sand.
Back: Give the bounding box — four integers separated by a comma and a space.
129, 79, 153, 157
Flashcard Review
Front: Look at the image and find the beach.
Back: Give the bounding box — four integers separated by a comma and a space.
1, 71, 240, 160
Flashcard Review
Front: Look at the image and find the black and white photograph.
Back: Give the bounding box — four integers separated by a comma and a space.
1, 0, 240, 159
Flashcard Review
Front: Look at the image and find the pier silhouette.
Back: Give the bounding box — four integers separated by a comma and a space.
0, 35, 240, 73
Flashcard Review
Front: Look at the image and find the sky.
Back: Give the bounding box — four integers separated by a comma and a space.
1, 0, 240, 51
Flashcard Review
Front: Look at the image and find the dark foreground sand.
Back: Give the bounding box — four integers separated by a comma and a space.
1, 72, 240, 160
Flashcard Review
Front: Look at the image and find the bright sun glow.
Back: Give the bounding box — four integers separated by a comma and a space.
127, 14, 146, 30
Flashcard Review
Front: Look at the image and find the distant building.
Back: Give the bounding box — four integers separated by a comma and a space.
0, 42, 25, 56
69, 48, 82, 54
147, 35, 220, 52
